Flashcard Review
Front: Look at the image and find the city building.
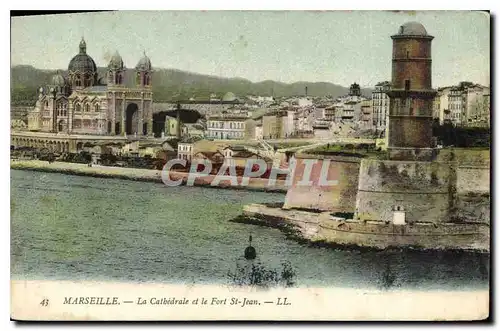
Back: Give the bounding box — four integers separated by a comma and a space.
255, 123, 263, 140
341, 100, 362, 122
184, 123, 205, 138
432, 91, 441, 120
360, 99, 373, 129
11, 106, 30, 122
463, 84, 488, 127
372, 81, 391, 131
261, 110, 295, 139
27, 38, 154, 136
433, 83, 490, 127
193, 151, 224, 164
434, 86, 452, 124
349, 82, 361, 97
448, 86, 464, 126
387, 21, 436, 160
177, 142, 194, 162
324, 105, 336, 122
206, 114, 247, 139
480, 87, 491, 127
312, 121, 331, 139
163, 117, 188, 137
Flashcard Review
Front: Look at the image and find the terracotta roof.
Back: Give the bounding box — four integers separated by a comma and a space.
194, 151, 224, 161
224, 145, 247, 151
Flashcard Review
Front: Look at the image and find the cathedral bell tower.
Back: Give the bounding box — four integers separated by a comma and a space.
107, 51, 125, 86
135, 51, 153, 88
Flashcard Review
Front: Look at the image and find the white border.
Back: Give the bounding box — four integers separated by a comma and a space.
3, 2, 497, 331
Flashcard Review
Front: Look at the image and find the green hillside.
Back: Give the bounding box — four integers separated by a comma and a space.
11, 65, 373, 106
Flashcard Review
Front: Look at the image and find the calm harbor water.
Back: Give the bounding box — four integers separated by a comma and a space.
11, 169, 489, 290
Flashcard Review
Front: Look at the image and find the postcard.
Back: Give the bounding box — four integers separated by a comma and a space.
10, 10, 490, 321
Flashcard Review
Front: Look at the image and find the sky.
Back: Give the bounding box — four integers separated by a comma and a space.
11, 10, 490, 88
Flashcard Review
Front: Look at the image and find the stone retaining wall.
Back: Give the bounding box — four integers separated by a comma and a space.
11, 160, 287, 193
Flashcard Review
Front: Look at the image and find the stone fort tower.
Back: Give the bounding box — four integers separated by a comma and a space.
387, 22, 437, 160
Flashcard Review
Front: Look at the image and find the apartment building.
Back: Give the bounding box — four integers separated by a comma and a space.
206, 114, 247, 140
372, 81, 391, 131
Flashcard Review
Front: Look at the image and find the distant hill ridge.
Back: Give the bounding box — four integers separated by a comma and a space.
11, 65, 373, 106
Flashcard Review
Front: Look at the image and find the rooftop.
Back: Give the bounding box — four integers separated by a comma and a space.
392, 21, 433, 39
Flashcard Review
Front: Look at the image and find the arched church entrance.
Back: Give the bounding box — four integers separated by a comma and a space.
125, 103, 139, 135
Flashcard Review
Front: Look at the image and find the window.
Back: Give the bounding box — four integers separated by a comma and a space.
76, 103, 81, 112
94, 104, 99, 112
75, 76, 82, 87
85, 74, 92, 87
405, 79, 410, 91
85, 103, 90, 112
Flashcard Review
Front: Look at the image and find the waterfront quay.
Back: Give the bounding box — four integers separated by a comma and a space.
10, 159, 287, 192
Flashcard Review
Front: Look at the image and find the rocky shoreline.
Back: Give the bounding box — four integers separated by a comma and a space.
235, 204, 490, 253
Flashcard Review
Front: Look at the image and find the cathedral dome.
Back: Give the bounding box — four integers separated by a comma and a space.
109, 51, 124, 69
68, 38, 97, 74
396, 22, 428, 36
51, 72, 67, 87
222, 92, 237, 102
68, 54, 97, 73
136, 52, 152, 71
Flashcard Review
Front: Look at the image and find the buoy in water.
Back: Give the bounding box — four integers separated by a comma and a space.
244, 246, 256, 260
244, 234, 257, 260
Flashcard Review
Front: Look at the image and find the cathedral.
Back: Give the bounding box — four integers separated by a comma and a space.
28, 38, 154, 136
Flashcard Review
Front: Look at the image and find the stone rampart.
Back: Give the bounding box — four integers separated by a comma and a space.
355, 159, 453, 223
283, 155, 360, 212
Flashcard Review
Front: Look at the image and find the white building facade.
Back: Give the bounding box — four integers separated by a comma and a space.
372, 81, 391, 132
206, 115, 247, 140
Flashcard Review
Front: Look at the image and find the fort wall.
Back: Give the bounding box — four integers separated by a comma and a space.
283, 155, 360, 212
242, 204, 489, 252
355, 159, 452, 223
